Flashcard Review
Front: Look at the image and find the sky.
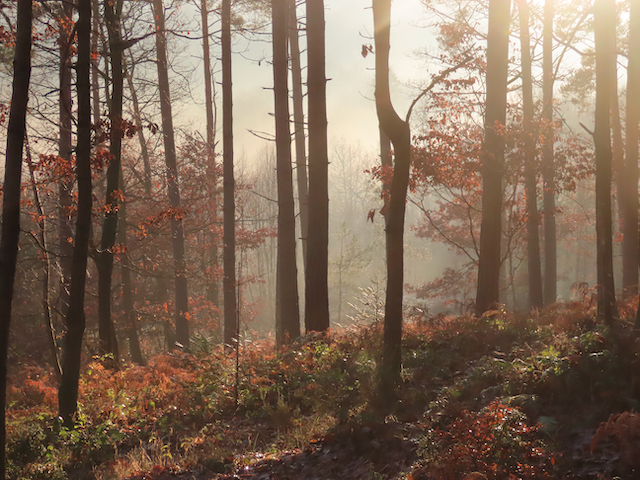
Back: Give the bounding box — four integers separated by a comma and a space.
184, 0, 436, 164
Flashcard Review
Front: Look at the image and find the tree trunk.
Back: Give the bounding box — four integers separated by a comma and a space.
124, 61, 153, 196
625, 0, 640, 301
518, 0, 543, 310
475, 0, 511, 315
0, 0, 31, 473
542, 0, 557, 305
594, 0, 618, 323
201, 0, 220, 315
372, 0, 412, 392
153, 0, 190, 349
91, 0, 101, 128
273, 0, 301, 345
58, 1, 74, 318
305, 0, 330, 333
59, 0, 91, 427
118, 184, 145, 365
97, 0, 124, 360
289, 0, 309, 273
26, 139, 62, 377
222, 0, 238, 347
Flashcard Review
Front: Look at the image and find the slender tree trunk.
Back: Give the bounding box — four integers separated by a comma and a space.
624, 0, 640, 301
372, 0, 412, 392
475, 0, 511, 315
58, 2, 74, 317
305, 0, 330, 333
59, 0, 91, 427
91, 0, 101, 127
0, 0, 31, 472
124, 62, 153, 196
200, 0, 220, 315
97, 0, 124, 360
542, 0, 557, 305
518, 0, 543, 310
26, 140, 62, 377
118, 185, 145, 364
593, 0, 618, 323
222, 0, 237, 347
153, 0, 190, 349
289, 0, 309, 273
273, 0, 301, 345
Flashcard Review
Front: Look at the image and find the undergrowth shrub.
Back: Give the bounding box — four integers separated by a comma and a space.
418, 401, 555, 479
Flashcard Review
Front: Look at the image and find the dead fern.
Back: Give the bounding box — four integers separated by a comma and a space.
591, 411, 640, 467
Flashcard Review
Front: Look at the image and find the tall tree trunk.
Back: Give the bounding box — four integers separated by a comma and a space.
518, 0, 543, 310
26, 139, 62, 377
222, 0, 237, 347
305, 0, 330, 333
200, 0, 220, 316
153, 0, 190, 349
273, 0, 301, 345
372, 0, 412, 392
58, 1, 74, 318
118, 184, 145, 364
0, 0, 31, 473
59, 0, 91, 427
91, 0, 101, 127
97, 0, 124, 360
475, 0, 511, 315
593, 0, 618, 323
624, 0, 640, 301
542, 0, 557, 305
289, 0, 309, 273
124, 61, 153, 196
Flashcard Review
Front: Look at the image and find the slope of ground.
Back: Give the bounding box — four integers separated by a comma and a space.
6, 299, 640, 479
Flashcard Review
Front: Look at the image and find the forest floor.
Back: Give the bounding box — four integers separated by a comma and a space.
6, 299, 640, 479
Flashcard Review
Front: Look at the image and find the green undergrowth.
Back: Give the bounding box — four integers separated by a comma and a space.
6, 300, 640, 479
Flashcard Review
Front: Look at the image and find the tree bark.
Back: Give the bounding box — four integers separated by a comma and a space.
153, 0, 190, 349
222, 0, 238, 347
542, 0, 557, 305
0, 0, 31, 473
625, 0, 640, 301
273, 0, 301, 345
475, 0, 511, 315
372, 0, 412, 392
289, 0, 309, 274
593, 0, 618, 323
59, 0, 91, 427
97, 0, 124, 360
305, 0, 330, 333
518, 0, 543, 310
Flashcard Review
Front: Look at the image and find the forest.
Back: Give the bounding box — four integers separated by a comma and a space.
1, 0, 640, 478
